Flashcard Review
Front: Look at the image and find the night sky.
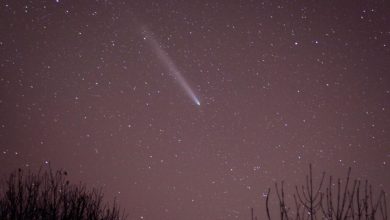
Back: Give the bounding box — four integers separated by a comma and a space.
1, 1, 389, 219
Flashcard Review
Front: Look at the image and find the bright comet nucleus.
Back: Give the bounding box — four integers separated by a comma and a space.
195, 98, 201, 106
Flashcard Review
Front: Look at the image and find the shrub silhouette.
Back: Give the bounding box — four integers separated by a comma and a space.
0, 168, 126, 220
260, 164, 388, 220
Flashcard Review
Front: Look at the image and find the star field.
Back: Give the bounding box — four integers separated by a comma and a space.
0, 1, 389, 219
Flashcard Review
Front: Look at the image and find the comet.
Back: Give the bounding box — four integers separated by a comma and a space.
141, 27, 200, 106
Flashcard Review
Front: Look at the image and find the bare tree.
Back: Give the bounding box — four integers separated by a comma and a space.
320, 167, 358, 219
0, 168, 126, 220
295, 164, 325, 219
263, 165, 387, 220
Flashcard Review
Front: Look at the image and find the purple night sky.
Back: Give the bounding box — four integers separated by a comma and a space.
1, 1, 389, 219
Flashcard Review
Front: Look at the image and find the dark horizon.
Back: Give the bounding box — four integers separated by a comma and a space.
1, 1, 389, 219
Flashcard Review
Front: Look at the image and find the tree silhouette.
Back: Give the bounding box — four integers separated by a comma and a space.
0, 168, 126, 220
260, 164, 387, 220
